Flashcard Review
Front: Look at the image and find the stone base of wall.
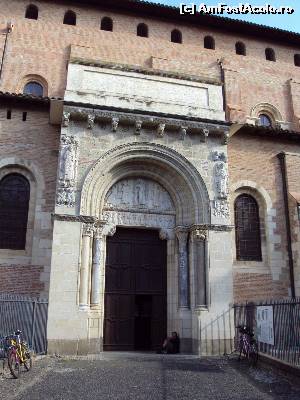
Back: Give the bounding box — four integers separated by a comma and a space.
47, 339, 102, 356
0, 264, 45, 297
199, 339, 234, 356
233, 272, 288, 303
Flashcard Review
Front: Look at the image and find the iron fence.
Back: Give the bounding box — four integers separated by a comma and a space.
0, 293, 48, 354
234, 298, 300, 367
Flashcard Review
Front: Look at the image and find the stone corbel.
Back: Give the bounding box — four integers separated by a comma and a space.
201, 128, 209, 143
135, 120, 142, 135
62, 111, 70, 127
157, 123, 165, 138
180, 126, 187, 141
223, 131, 229, 145
87, 114, 95, 130
111, 117, 119, 132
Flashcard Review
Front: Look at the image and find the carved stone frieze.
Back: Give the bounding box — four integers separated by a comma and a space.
52, 214, 97, 223
102, 210, 175, 230
104, 178, 174, 213
56, 133, 79, 207
213, 200, 230, 219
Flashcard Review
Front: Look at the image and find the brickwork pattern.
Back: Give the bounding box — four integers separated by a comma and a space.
0, 264, 44, 296
228, 133, 300, 301
0, 0, 300, 128
0, 105, 60, 298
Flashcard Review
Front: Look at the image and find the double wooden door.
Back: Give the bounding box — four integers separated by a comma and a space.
104, 228, 167, 351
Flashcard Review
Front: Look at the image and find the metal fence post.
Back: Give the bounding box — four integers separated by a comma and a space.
30, 298, 37, 351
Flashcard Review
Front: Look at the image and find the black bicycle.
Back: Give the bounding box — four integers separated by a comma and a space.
237, 325, 258, 366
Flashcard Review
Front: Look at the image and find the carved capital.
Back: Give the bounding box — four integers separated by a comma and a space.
157, 123, 165, 138
87, 114, 95, 130
111, 117, 119, 132
175, 227, 189, 251
190, 226, 207, 241
82, 223, 94, 237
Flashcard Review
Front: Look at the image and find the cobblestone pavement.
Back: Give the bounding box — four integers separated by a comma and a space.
1, 353, 300, 400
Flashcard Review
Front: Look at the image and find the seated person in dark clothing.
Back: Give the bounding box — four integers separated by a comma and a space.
160, 331, 180, 354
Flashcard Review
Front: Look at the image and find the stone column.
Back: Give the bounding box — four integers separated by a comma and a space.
90, 227, 103, 309
190, 227, 207, 308
175, 227, 189, 309
79, 224, 94, 309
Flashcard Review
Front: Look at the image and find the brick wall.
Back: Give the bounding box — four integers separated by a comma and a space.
0, 265, 45, 296
0, 0, 300, 128
229, 133, 300, 302
0, 102, 60, 298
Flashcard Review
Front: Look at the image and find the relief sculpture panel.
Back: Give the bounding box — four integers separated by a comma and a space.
104, 178, 175, 213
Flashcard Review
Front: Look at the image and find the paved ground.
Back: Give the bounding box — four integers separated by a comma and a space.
1, 353, 300, 400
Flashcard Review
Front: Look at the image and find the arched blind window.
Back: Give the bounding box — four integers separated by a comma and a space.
25, 4, 38, 20
235, 41, 246, 56
265, 48, 276, 62
0, 174, 30, 250
23, 81, 43, 97
137, 23, 148, 37
234, 194, 262, 261
204, 35, 215, 50
171, 29, 182, 44
101, 16, 113, 31
63, 10, 76, 26
294, 54, 300, 67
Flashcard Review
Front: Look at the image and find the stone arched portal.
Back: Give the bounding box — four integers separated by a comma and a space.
77, 142, 211, 352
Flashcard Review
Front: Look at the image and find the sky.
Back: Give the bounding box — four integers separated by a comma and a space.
150, 0, 300, 33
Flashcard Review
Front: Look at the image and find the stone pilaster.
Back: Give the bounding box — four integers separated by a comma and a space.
79, 223, 94, 309
175, 227, 189, 309
90, 227, 104, 309
190, 226, 207, 308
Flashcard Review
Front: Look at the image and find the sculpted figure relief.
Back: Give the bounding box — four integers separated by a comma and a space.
215, 162, 228, 199
56, 134, 79, 207
104, 178, 174, 213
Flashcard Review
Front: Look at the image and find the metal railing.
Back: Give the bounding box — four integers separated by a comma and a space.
234, 298, 300, 367
0, 294, 48, 354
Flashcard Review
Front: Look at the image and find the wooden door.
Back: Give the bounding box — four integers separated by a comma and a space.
104, 228, 167, 351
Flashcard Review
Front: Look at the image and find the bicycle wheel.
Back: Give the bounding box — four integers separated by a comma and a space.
23, 346, 33, 371
249, 344, 259, 366
8, 349, 20, 379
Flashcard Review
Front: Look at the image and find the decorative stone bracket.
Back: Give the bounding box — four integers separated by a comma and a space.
62, 106, 230, 143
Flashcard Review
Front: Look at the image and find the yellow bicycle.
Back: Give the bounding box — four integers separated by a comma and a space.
7, 330, 32, 379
